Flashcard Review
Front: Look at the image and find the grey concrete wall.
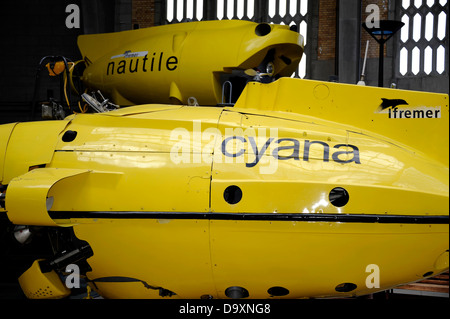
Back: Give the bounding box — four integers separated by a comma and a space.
337, 0, 362, 85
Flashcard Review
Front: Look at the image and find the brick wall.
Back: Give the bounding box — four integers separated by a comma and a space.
317, 0, 389, 61
317, 0, 337, 60
361, 0, 389, 58
132, 0, 156, 28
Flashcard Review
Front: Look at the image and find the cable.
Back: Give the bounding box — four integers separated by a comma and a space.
31, 55, 82, 119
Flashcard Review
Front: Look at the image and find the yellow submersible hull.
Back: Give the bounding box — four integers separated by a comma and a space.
1, 77, 448, 299
78, 20, 304, 106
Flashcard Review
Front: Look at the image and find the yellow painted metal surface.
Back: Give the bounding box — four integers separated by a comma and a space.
65, 218, 447, 299
18, 259, 71, 299
211, 108, 448, 216
73, 219, 212, 299
2, 121, 70, 184
208, 221, 448, 298
1, 77, 448, 299
235, 78, 449, 165
6, 168, 90, 226
0, 122, 16, 183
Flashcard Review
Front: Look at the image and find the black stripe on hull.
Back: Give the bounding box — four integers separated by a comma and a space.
48, 211, 449, 224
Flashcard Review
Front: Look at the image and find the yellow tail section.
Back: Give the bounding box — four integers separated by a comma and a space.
235, 78, 449, 166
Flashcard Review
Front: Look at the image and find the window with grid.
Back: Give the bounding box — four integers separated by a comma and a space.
165, 0, 309, 78
267, 0, 308, 78
398, 0, 448, 76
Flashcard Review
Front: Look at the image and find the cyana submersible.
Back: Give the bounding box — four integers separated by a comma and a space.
0, 20, 448, 299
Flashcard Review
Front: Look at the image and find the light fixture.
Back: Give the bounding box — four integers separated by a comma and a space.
362, 20, 404, 87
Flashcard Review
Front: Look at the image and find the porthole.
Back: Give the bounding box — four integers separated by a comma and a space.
329, 187, 349, 207
62, 130, 77, 142
255, 23, 271, 36
225, 286, 249, 299
335, 282, 357, 292
223, 185, 242, 205
268, 286, 289, 297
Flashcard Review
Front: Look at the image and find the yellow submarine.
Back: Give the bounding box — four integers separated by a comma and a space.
0, 20, 448, 299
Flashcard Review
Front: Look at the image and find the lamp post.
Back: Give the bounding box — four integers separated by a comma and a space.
362, 20, 404, 87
